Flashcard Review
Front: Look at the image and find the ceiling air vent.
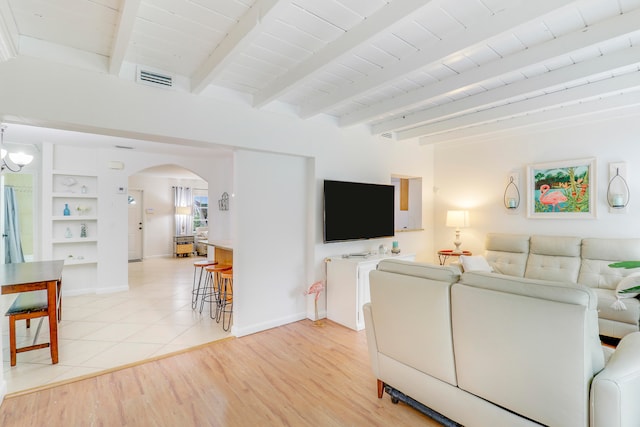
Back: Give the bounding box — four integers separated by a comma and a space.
137, 67, 174, 89
380, 132, 394, 140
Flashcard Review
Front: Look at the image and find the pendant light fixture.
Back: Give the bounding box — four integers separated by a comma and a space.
0, 124, 34, 172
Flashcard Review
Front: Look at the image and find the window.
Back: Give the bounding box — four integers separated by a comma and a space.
193, 189, 208, 229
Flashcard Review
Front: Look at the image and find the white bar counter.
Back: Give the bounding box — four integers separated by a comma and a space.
203, 240, 233, 265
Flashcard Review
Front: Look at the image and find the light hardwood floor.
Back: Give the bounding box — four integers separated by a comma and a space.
0, 319, 440, 426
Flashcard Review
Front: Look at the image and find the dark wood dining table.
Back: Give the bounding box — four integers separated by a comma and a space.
0, 260, 64, 364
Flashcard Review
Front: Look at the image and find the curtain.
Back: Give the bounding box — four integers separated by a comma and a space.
173, 186, 193, 235
4, 186, 24, 263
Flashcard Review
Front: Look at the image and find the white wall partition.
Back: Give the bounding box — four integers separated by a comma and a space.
232, 150, 311, 336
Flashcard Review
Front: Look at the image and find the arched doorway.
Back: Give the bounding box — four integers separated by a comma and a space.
128, 164, 208, 261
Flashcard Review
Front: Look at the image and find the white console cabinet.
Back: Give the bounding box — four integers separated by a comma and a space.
326, 253, 415, 330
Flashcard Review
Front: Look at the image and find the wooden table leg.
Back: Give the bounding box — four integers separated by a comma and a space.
47, 280, 59, 364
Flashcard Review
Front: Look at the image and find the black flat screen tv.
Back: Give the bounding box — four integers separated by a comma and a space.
323, 179, 395, 243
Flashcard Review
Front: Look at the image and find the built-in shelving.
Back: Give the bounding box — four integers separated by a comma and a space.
49, 172, 98, 275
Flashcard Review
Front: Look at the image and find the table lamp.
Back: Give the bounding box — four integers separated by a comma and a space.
446, 210, 470, 254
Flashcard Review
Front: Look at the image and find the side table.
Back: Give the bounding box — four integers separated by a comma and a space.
437, 249, 472, 265
174, 235, 195, 257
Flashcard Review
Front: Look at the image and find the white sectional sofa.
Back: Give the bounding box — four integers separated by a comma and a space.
483, 233, 640, 338
364, 259, 640, 427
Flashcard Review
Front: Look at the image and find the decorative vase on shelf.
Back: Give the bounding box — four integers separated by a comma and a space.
63, 203, 71, 216
80, 223, 87, 238
65, 227, 72, 238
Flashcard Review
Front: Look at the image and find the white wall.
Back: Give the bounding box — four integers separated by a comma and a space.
433, 112, 640, 256
233, 150, 312, 335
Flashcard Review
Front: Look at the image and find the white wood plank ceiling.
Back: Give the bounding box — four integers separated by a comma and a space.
1, 0, 640, 144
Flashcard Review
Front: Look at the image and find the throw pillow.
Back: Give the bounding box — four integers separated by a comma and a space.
616, 273, 640, 297
611, 272, 640, 311
459, 255, 493, 273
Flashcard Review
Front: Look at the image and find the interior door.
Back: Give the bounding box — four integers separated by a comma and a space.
128, 189, 143, 261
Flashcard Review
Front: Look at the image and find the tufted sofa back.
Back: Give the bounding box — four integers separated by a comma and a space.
524, 235, 582, 282
484, 233, 529, 277
578, 238, 640, 290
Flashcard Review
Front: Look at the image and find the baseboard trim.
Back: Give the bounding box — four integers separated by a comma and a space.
0, 378, 7, 406
233, 312, 307, 337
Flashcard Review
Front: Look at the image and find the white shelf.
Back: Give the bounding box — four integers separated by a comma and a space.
53, 238, 98, 244
52, 192, 98, 198
52, 216, 97, 221
52, 170, 97, 177
63, 258, 97, 266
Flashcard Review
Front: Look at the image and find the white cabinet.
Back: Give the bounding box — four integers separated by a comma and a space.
326, 253, 415, 331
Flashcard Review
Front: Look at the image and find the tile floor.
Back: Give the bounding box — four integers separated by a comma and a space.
1, 256, 231, 394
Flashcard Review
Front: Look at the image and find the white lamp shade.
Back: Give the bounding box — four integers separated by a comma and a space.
176, 206, 192, 215
8, 152, 33, 166
446, 210, 470, 228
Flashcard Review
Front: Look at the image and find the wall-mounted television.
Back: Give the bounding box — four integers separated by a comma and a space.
323, 179, 395, 243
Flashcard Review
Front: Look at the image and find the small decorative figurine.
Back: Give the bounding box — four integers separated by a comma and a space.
76, 205, 90, 215
304, 281, 325, 326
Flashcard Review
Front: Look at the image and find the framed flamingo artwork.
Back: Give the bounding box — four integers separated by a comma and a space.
526, 158, 596, 219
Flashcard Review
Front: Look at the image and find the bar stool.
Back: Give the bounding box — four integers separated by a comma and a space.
219, 269, 233, 331
192, 259, 217, 309
200, 264, 232, 319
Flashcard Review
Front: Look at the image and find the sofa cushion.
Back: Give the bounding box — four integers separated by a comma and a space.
578, 238, 640, 290
529, 234, 582, 257
595, 288, 640, 324
581, 238, 640, 261
616, 273, 640, 298
459, 270, 597, 309
459, 255, 492, 272
369, 265, 458, 386
484, 233, 529, 277
524, 235, 581, 282
453, 271, 603, 427
376, 259, 460, 283
580, 259, 632, 291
